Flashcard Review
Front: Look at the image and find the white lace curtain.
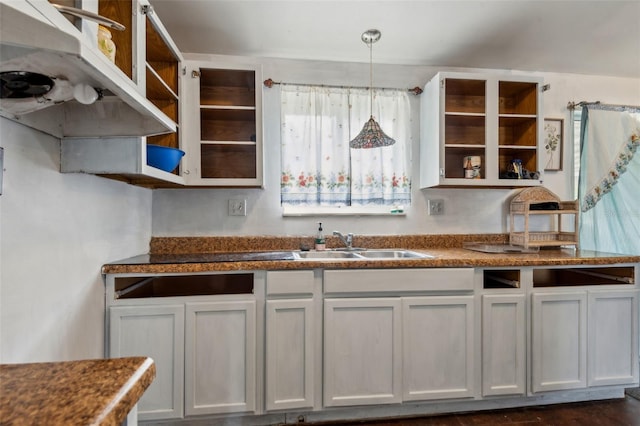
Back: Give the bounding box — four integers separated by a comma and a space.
578, 105, 640, 254
280, 85, 411, 206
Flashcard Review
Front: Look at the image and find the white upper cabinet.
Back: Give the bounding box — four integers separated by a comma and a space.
60, 0, 187, 188
181, 59, 264, 187
0, 0, 177, 138
420, 71, 544, 188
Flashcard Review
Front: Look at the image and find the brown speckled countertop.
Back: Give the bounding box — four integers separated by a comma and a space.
0, 357, 155, 426
102, 234, 640, 274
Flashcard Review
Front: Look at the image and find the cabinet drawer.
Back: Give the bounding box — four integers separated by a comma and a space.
324, 268, 473, 293
267, 270, 314, 295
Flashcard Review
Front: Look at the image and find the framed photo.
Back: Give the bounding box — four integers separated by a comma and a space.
543, 118, 563, 171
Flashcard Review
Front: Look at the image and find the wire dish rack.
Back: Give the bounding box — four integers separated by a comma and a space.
509, 187, 579, 249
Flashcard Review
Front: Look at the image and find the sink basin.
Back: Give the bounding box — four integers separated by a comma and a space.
291, 249, 433, 260
292, 251, 362, 260
356, 250, 433, 259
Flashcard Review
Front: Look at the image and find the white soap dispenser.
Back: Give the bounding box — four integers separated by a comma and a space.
315, 222, 326, 251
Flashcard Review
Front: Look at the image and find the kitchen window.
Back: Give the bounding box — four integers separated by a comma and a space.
280, 84, 411, 215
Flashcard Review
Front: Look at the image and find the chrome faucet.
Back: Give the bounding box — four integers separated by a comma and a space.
333, 231, 354, 250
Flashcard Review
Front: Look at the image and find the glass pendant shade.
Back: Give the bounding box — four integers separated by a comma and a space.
350, 116, 396, 149
350, 29, 396, 149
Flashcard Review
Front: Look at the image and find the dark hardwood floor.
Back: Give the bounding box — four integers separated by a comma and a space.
318, 396, 640, 425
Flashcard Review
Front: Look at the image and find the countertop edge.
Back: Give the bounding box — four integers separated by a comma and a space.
101, 248, 640, 275
0, 357, 156, 426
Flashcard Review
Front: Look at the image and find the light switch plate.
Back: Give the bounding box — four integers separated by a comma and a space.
228, 199, 247, 216
428, 199, 444, 215
0, 147, 3, 196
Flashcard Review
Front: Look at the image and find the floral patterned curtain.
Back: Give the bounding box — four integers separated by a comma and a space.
280, 84, 411, 206
578, 106, 640, 254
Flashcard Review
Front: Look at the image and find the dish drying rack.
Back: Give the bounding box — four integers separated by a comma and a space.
509, 187, 579, 249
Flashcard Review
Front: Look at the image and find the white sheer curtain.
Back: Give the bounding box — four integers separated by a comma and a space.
280, 84, 411, 206
578, 106, 640, 254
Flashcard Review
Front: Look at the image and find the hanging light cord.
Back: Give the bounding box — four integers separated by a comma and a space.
368, 37, 373, 117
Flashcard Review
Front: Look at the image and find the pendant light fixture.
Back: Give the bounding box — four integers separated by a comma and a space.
349, 29, 396, 149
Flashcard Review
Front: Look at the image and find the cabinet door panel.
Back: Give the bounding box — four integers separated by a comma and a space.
482, 294, 526, 396
588, 290, 639, 387
109, 305, 184, 420
531, 292, 587, 392
265, 299, 314, 410
324, 298, 402, 407
402, 296, 475, 401
185, 301, 256, 416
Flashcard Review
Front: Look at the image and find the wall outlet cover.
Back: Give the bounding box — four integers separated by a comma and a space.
428, 199, 444, 215
228, 199, 247, 216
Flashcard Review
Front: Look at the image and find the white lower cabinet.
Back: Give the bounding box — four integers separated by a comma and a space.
323, 294, 476, 407
403, 296, 475, 401
324, 298, 402, 407
531, 288, 640, 394
481, 294, 526, 396
531, 292, 588, 392
109, 305, 185, 421
587, 290, 639, 387
265, 298, 315, 410
184, 300, 257, 416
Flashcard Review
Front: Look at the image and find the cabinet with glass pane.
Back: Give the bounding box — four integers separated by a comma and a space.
182, 59, 263, 187
420, 72, 543, 188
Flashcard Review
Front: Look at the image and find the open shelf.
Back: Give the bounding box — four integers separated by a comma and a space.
115, 273, 254, 299
483, 270, 521, 289
533, 267, 635, 287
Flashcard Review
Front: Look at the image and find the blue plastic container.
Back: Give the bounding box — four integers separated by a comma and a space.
146, 144, 185, 173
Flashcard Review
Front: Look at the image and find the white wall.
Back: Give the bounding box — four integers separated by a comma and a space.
0, 118, 152, 363
152, 56, 640, 237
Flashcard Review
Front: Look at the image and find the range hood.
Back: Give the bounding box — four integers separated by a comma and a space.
0, 0, 175, 138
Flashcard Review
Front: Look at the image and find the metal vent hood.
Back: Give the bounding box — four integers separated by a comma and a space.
0, 0, 175, 138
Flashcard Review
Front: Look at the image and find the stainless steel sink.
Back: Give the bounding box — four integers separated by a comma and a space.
291, 249, 433, 260
292, 251, 362, 260
355, 250, 433, 259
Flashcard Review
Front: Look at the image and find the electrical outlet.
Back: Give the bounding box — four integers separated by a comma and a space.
228, 199, 247, 216
428, 199, 444, 216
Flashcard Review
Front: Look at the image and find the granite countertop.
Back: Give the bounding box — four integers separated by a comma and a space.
101, 235, 640, 275
0, 357, 155, 426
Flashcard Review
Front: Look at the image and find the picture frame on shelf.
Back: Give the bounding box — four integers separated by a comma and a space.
543, 118, 563, 171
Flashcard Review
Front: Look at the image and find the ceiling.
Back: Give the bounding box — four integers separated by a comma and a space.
149, 0, 640, 79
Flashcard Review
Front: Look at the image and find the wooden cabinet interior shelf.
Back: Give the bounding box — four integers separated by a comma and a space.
498, 81, 538, 180
444, 78, 486, 179
145, 14, 179, 154
483, 270, 521, 289
115, 273, 254, 299
97, 0, 134, 79
533, 267, 635, 287
199, 68, 257, 180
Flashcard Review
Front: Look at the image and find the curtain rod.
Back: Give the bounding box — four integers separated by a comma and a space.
567, 101, 640, 111
263, 78, 423, 95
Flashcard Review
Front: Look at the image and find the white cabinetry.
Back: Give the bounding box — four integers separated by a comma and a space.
420, 71, 543, 188
531, 291, 588, 393
323, 268, 476, 408
587, 290, 639, 387
181, 58, 263, 186
324, 298, 402, 407
403, 296, 475, 401
184, 300, 257, 416
109, 305, 185, 420
531, 266, 639, 394
0, 0, 175, 138
265, 271, 316, 411
481, 294, 526, 396
60, 0, 185, 188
